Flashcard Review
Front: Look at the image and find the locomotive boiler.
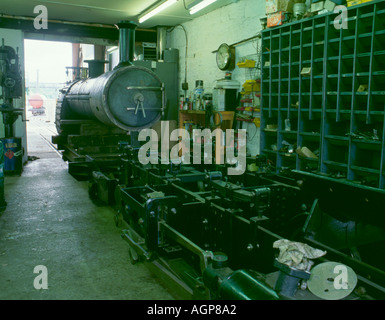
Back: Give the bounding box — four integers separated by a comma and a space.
54, 21, 166, 168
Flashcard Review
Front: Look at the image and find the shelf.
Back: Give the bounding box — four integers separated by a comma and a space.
236, 107, 260, 112
278, 152, 296, 159
351, 165, 380, 175
301, 109, 322, 113
326, 109, 351, 114
375, 30, 385, 36
263, 149, 277, 154
298, 156, 319, 162
352, 139, 382, 145
236, 118, 256, 123
327, 92, 357, 96
179, 110, 205, 114
361, 12, 374, 18
179, 110, 235, 115
357, 33, 371, 39
325, 135, 350, 146
178, 111, 235, 131
263, 129, 278, 134
260, 0, 385, 189
325, 135, 349, 141
325, 110, 385, 117
281, 130, 297, 135
323, 161, 348, 169
300, 132, 321, 137
328, 73, 353, 78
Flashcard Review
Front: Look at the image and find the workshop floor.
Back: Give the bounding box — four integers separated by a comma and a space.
0, 115, 175, 300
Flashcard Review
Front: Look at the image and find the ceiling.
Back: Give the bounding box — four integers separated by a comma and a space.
0, 0, 237, 29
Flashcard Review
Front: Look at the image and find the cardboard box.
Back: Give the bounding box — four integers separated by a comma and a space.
237, 59, 256, 68
301, 67, 312, 76
347, 0, 362, 6
311, 1, 324, 12
242, 80, 260, 93
266, 0, 293, 14
267, 11, 288, 27
357, 84, 368, 92
266, 124, 278, 131
296, 146, 318, 159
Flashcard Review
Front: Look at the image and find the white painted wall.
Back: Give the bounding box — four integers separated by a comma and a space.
0, 28, 28, 164
167, 0, 266, 156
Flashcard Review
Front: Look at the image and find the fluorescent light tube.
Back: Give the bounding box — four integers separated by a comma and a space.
139, 0, 178, 23
189, 0, 217, 15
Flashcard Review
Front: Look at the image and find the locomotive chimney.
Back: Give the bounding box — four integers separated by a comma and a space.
85, 60, 108, 78
116, 20, 137, 68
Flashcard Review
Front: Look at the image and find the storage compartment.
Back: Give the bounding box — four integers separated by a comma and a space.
261, 0, 385, 189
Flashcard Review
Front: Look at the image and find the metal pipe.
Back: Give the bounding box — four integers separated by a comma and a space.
157, 27, 167, 61
116, 20, 137, 68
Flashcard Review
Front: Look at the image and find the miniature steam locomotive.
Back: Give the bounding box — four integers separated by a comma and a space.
55, 21, 164, 136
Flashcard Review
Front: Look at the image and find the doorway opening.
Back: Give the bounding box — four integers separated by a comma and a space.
24, 39, 73, 159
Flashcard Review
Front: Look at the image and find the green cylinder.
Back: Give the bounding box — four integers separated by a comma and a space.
219, 270, 279, 300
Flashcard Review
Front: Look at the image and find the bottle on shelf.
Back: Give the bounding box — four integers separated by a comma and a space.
179, 95, 184, 110
193, 80, 204, 110
183, 97, 189, 111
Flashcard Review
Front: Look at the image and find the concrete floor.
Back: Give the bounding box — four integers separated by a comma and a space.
0, 116, 175, 300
